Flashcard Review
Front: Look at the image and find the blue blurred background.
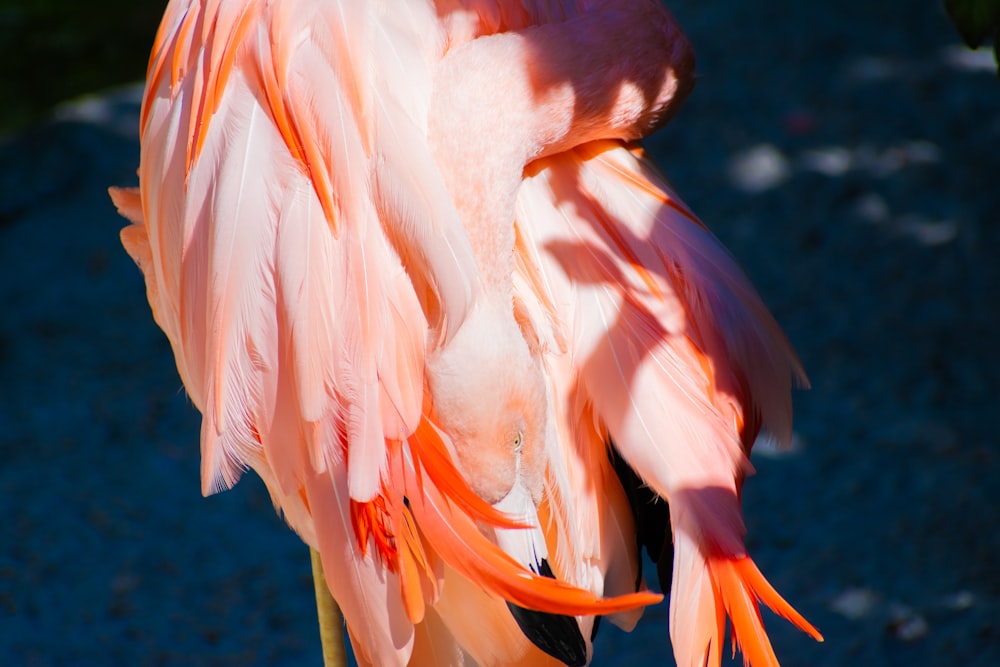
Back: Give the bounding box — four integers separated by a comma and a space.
2, 1, 998, 665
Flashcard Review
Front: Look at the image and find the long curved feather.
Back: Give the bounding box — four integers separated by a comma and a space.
514, 141, 821, 666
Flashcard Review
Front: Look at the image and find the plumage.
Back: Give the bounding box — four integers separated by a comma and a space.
514, 141, 823, 665
112, 1, 822, 665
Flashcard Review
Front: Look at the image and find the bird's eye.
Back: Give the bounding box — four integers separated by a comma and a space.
512, 431, 524, 453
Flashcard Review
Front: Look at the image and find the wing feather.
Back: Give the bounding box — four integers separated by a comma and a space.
518, 142, 804, 497
514, 140, 820, 666
124, 1, 470, 659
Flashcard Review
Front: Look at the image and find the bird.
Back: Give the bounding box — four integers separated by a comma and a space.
110, 1, 823, 666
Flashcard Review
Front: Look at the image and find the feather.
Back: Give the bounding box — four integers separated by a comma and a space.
514, 140, 821, 666
434, 563, 562, 667
306, 462, 415, 666
540, 353, 645, 633
396, 449, 661, 618
407, 606, 465, 667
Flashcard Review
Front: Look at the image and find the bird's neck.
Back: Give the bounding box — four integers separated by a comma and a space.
452, 178, 520, 297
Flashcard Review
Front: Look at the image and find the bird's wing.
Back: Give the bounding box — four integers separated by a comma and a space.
513, 140, 821, 667
532, 347, 646, 637
128, 0, 480, 500
114, 2, 665, 664
115, 1, 481, 663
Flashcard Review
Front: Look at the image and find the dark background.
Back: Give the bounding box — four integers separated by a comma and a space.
2, 1, 998, 665
0, 1, 164, 135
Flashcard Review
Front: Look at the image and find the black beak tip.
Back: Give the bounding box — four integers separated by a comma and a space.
506, 601, 588, 667
506, 558, 589, 667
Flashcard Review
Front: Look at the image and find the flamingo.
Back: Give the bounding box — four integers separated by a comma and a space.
110, 1, 823, 665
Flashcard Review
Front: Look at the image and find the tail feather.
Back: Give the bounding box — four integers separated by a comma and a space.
669, 509, 822, 667
706, 555, 823, 667
669, 527, 724, 667
713, 557, 824, 656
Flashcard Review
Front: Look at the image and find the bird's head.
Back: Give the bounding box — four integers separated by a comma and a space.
426, 299, 548, 505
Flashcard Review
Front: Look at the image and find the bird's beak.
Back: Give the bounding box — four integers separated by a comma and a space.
492, 471, 590, 667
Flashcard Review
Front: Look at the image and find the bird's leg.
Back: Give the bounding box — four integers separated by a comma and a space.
310, 548, 347, 667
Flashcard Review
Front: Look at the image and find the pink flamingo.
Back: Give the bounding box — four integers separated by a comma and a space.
111, 1, 823, 665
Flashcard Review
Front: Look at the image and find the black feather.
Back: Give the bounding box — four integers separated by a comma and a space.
608, 442, 674, 593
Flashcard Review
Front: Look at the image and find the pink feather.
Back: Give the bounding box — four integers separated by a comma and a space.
515, 141, 821, 666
